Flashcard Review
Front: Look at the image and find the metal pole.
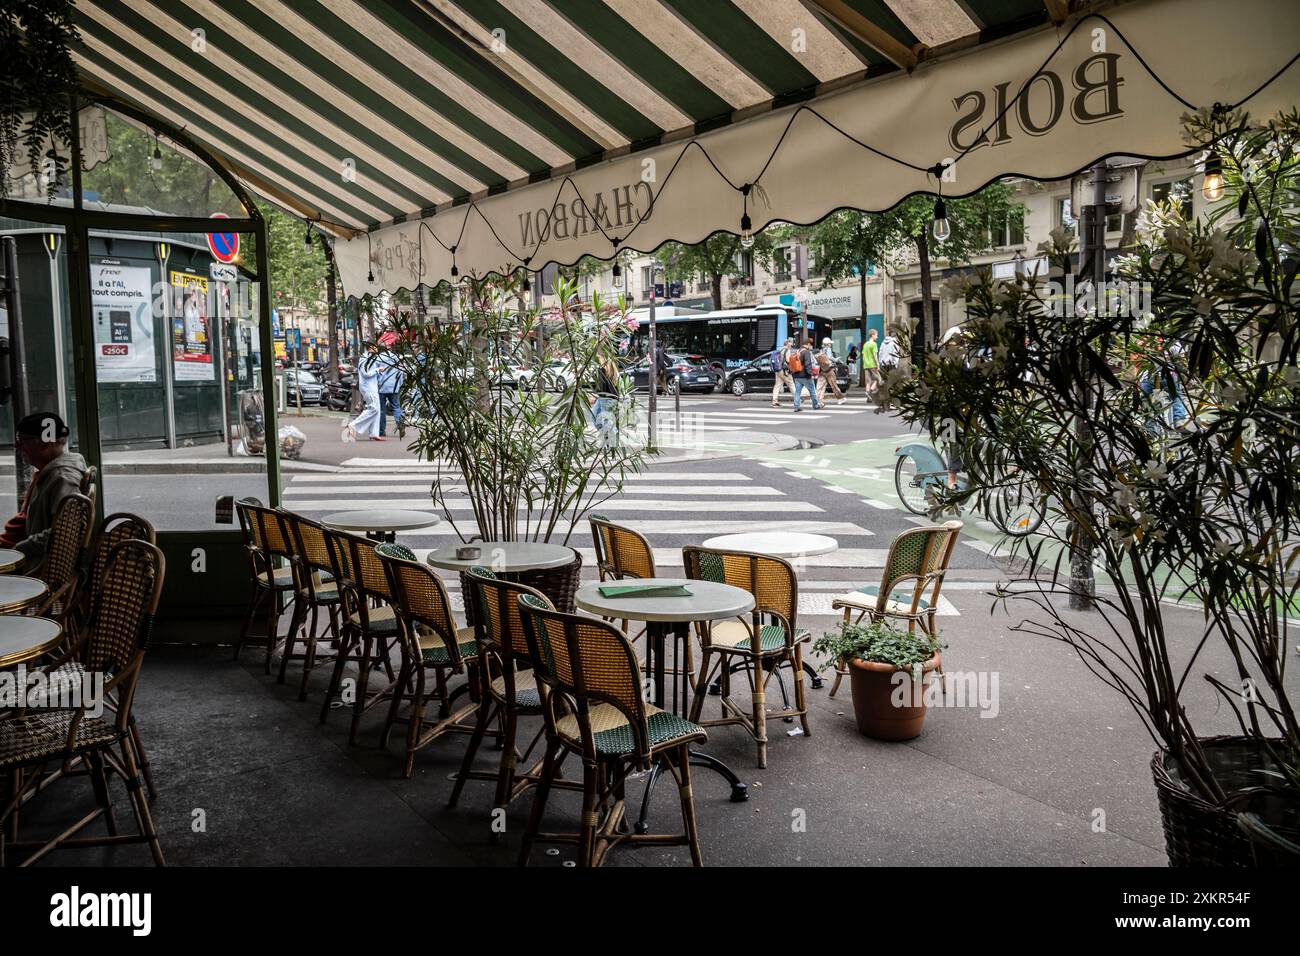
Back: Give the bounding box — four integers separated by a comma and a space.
2, 236, 32, 494
1069, 162, 1106, 611
158, 242, 177, 449
647, 282, 657, 452
254, 217, 282, 506
44, 233, 68, 421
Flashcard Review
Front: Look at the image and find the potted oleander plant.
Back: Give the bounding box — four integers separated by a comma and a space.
383, 272, 647, 610
886, 107, 1300, 866
814, 620, 944, 740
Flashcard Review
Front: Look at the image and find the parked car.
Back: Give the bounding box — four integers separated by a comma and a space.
724, 349, 853, 396
622, 353, 716, 394
515, 359, 576, 391
284, 369, 326, 406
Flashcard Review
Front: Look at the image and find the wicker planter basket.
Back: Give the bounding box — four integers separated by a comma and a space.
459, 550, 582, 625
1152, 735, 1300, 868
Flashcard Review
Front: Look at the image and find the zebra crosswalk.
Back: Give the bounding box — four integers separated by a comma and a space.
286, 460, 925, 615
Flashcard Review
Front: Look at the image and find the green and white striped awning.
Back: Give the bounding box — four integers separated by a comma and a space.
69, 0, 1300, 294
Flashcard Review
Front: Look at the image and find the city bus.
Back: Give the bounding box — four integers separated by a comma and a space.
627, 305, 834, 374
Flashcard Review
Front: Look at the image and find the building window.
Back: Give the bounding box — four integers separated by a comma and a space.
773, 246, 792, 284
640, 265, 653, 298
1151, 178, 1193, 218
1059, 197, 1122, 235
987, 208, 1026, 247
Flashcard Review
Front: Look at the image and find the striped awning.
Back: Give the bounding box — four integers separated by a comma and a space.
68, 0, 1300, 295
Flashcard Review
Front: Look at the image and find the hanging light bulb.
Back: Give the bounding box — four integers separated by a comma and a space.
612, 259, 623, 288
151, 144, 163, 171
1202, 153, 1225, 202
521, 274, 532, 304
740, 212, 754, 249
932, 198, 951, 243
303, 226, 312, 252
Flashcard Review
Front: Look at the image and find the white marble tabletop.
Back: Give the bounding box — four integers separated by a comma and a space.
701, 531, 839, 558
426, 540, 574, 572
575, 577, 754, 623
321, 509, 441, 533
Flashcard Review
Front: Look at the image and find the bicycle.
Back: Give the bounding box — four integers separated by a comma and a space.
893, 442, 1045, 536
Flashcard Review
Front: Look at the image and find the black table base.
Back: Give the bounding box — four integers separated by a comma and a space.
635, 620, 748, 834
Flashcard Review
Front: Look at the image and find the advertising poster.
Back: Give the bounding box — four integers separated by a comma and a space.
170, 270, 215, 381
91, 261, 156, 383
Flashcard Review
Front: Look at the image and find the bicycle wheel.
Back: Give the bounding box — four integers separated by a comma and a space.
992, 471, 1045, 536
894, 454, 935, 515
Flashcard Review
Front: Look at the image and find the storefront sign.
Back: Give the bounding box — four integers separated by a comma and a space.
170, 270, 215, 381
91, 261, 156, 383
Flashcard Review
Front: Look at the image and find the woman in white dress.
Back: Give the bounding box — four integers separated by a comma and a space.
345, 350, 384, 441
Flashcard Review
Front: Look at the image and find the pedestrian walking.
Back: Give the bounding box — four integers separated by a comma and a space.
654, 339, 672, 394
771, 338, 795, 406
875, 329, 900, 408
815, 337, 846, 405
862, 328, 882, 398
376, 348, 404, 438
790, 337, 822, 412
345, 347, 384, 442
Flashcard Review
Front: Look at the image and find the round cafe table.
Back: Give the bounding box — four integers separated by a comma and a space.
0, 575, 47, 615
321, 509, 440, 542
576, 577, 755, 827
425, 540, 573, 573
701, 531, 838, 558
0, 548, 25, 574
0, 616, 62, 669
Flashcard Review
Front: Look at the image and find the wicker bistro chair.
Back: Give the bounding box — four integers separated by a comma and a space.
318, 531, 405, 745
32, 492, 96, 632
827, 520, 963, 698
232, 498, 299, 673
57, 512, 158, 799
516, 594, 707, 868
0, 539, 166, 867
590, 512, 656, 641
449, 567, 583, 819
683, 546, 812, 770
375, 543, 479, 777
280, 512, 343, 700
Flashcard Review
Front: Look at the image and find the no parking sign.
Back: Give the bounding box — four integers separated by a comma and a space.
206, 212, 239, 264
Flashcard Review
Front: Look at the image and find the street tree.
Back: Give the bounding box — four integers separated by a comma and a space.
657, 231, 775, 310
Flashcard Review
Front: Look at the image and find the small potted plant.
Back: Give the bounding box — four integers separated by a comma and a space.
814, 621, 944, 741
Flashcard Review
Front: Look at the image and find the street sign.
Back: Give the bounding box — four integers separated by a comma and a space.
209, 262, 237, 281
1071, 163, 1141, 215
206, 212, 240, 264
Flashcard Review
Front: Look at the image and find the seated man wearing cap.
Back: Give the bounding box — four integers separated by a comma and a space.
0, 412, 88, 562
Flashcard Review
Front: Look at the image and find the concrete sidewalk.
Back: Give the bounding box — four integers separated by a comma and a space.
21, 584, 1292, 867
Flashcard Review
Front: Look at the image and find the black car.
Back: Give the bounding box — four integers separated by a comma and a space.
724, 349, 852, 396
284, 369, 327, 406
621, 353, 716, 394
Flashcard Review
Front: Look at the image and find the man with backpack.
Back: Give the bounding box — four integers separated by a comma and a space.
790, 337, 823, 412
770, 338, 794, 407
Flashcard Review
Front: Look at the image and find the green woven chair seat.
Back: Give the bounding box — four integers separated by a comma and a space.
418, 625, 478, 665
0, 711, 120, 769
556, 703, 704, 756
490, 668, 541, 708
707, 620, 809, 653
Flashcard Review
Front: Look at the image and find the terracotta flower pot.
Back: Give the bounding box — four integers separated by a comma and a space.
848, 654, 942, 741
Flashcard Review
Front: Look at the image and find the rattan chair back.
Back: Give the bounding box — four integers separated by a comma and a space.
466, 565, 551, 662
238, 500, 293, 591
377, 543, 467, 666
282, 511, 334, 601
589, 513, 655, 580
84, 539, 165, 678
88, 513, 156, 598
517, 593, 651, 762
38, 491, 95, 592
683, 545, 798, 633
878, 520, 962, 615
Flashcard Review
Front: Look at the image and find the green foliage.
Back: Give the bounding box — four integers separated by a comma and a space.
1, 0, 79, 199
384, 274, 648, 543
813, 619, 944, 682
657, 231, 775, 308
260, 202, 329, 314
888, 108, 1300, 807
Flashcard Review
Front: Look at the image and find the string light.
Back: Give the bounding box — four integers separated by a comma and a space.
303, 225, 312, 251
740, 213, 754, 249
151, 138, 162, 172
932, 198, 951, 243
1201, 152, 1225, 202
612, 259, 623, 287
521, 273, 532, 304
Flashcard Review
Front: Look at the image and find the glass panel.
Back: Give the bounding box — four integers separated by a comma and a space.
88, 226, 270, 531
78, 107, 247, 218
